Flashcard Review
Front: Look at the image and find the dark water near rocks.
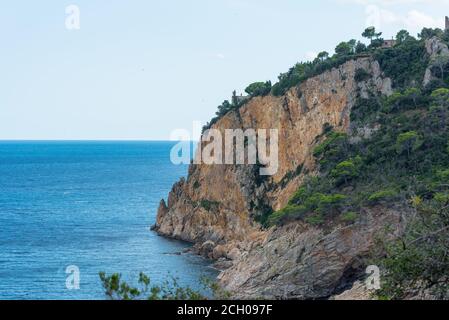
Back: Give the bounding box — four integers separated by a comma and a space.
0, 141, 217, 300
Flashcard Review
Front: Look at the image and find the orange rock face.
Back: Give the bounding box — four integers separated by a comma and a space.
154, 57, 392, 251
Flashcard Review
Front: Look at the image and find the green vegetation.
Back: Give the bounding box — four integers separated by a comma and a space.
265, 25, 449, 229
375, 189, 449, 299
205, 26, 449, 132
362, 26, 382, 44
367, 189, 399, 204
99, 272, 230, 300
106, 26, 449, 300
99, 272, 205, 300
395, 131, 422, 156
262, 27, 449, 297
330, 157, 361, 185
245, 81, 272, 97
340, 211, 359, 223
267, 83, 449, 228
199, 199, 220, 211
374, 37, 429, 88
355, 68, 371, 82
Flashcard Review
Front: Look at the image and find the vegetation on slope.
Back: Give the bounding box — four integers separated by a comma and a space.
102, 26, 449, 300
264, 27, 449, 299
204, 26, 441, 131
99, 272, 230, 300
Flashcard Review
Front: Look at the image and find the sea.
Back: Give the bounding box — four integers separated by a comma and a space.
0, 141, 217, 300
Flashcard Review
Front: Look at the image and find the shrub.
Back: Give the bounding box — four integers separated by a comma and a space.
355, 68, 371, 82
368, 189, 398, 204
431, 88, 449, 105
350, 96, 382, 124
375, 192, 449, 299
374, 38, 428, 88
341, 212, 359, 223
267, 204, 306, 225
313, 131, 348, 158
200, 200, 219, 211
331, 158, 361, 185
305, 214, 325, 226
437, 169, 449, 181
395, 131, 422, 156
245, 81, 272, 97
99, 272, 206, 300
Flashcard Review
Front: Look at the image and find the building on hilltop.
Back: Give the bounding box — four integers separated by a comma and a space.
381, 39, 397, 48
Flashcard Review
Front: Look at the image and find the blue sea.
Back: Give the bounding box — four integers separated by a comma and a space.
0, 141, 217, 300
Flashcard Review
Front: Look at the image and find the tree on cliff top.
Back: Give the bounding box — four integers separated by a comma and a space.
362, 26, 382, 44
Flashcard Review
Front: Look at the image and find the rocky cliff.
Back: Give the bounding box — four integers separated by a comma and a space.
153, 57, 396, 299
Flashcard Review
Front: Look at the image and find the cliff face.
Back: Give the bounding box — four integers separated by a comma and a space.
218, 205, 409, 299
154, 57, 394, 298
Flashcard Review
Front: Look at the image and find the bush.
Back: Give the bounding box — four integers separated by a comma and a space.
267, 204, 306, 225
355, 68, 371, 82
431, 88, 449, 105
271, 55, 356, 96
313, 131, 348, 158
99, 272, 207, 300
350, 96, 382, 124
341, 212, 359, 223
374, 38, 428, 88
305, 214, 325, 226
395, 131, 422, 156
331, 158, 361, 185
200, 200, 219, 211
268, 191, 347, 226
375, 190, 449, 299
245, 81, 272, 97
368, 189, 399, 204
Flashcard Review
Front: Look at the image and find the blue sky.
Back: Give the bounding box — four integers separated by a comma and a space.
0, 0, 447, 140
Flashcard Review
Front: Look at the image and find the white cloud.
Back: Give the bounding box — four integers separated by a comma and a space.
405, 9, 441, 29
337, 0, 446, 34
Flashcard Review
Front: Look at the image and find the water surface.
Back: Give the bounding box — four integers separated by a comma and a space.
0, 141, 217, 300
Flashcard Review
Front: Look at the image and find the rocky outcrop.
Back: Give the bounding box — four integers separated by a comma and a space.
218, 205, 409, 299
154, 57, 391, 242
153, 57, 394, 299
423, 36, 449, 87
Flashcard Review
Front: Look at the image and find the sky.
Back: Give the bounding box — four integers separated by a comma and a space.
0, 0, 448, 140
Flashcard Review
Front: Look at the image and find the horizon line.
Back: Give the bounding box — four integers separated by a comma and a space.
0, 139, 199, 142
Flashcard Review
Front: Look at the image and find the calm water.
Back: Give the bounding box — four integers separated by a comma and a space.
0, 141, 217, 300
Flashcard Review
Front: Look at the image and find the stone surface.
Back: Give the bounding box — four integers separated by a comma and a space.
218, 206, 409, 299
153, 57, 396, 299
331, 281, 374, 300
423, 36, 449, 87
154, 57, 392, 245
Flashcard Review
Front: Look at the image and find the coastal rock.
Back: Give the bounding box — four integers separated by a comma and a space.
423, 36, 449, 87
227, 248, 242, 261
218, 206, 410, 299
197, 240, 216, 258
212, 245, 228, 260
154, 57, 392, 245
213, 258, 234, 271
153, 57, 394, 299
331, 281, 374, 300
